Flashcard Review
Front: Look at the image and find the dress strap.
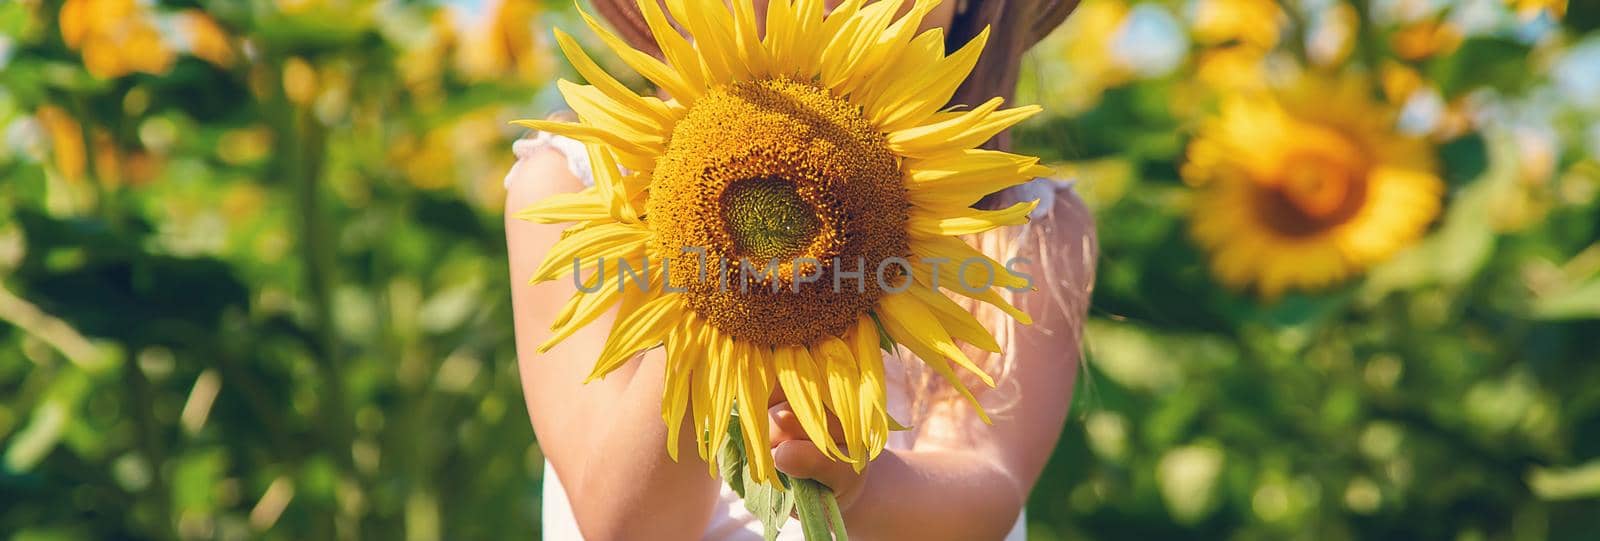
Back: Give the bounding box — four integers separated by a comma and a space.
505, 131, 596, 189
1014, 177, 1077, 220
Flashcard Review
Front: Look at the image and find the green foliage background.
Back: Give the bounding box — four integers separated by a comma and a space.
2, 0, 1599, 539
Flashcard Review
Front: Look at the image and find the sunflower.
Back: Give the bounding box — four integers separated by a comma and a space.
513, 0, 1045, 485
1188, 0, 1284, 50
59, 0, 176, 79
1507, 0, 1567, 20
1182, 75, 1443, 298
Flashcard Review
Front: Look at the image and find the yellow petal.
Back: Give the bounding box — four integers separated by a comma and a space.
762, 0, 797, 75
850, 316, 892, 458
911, 259, 1034, 325
576, 7, 701, 102
512, 188, 610, 224
829, 0, 937, 95
810, 0, 865, 73
873, 27, 990, 130
551, 29, 676, 124
906, 150, 1049, 210
528, 222, 650, 283
907, 148, 1050, 185
729, 0, 768, 77
702, 335, 741, 474
634, 0, 706, 101
662, 314, 703, 461
557, 80, 665, 149
874, 306, 992, 424
551, 270, 604, 329
908, 234, 1029, 290
541, 263, 661, 352
816, 336, 867, 469
735, 345, 778, 483
859, 29, 946, 124
786, 0, 831, 74
663, 0, 743, 83
583, 143, 643, 223
942, 280, 1033, 326
905, 284, 1002, 353
819, 0, 899, 91
541, 280, 623, 352
691, 326, 723, 463
509, 119, 659, 171
908, 199, 1038, 237
889, 101, 1041, 158
586, 293, 683, 382
774, 345, 848, 461
877, 293, 995, 388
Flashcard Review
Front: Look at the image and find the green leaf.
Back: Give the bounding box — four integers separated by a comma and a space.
1439, 132, 1490, 187
719, 412, 747, 500
1429, 38, 1534, 98
743, 473, 794, 541
1530, 278, 1600, 320
721, 408, 795, 540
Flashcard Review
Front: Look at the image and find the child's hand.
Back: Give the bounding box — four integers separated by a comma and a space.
766, 397, 869, 512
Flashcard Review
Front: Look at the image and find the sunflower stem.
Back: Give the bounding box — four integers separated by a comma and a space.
794, 478, 849, 541
722, 409, 847, 540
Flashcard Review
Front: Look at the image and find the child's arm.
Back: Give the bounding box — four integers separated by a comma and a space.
505, 146, 719, 540
769, 190, 1098, 540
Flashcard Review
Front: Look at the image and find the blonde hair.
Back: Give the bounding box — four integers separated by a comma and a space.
896, 184, 1096, 430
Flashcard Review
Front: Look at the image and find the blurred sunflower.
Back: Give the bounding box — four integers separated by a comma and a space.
1381, 62, 1475, 140
35, 106, 86, 183
1507, 0, 1567, 20
517, 0, 1043, 484
1192, 46, 1271, 93
34, 105, 161, 188
1391, 18, 1463, 61
1047, 0, 1187, 112
455, 0, 545, 82
1052, 0, 1137, 110
1180, 0, 1296, 107
1188, 0, 1284, 50
176, 10, 237, 69
59, 0, 175, 78
1182, 76, 1444, 297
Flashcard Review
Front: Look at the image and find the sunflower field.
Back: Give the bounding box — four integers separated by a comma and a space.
2, 0, 1599, 539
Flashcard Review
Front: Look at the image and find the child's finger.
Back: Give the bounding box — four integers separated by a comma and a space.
773, 439, 865, 498
767, 402, 806, 445
766, 401, 849, 449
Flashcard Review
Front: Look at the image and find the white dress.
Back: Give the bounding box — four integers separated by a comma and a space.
511, 132, 1046, 541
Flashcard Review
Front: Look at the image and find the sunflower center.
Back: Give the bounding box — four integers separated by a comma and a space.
722, 178, 821, 262
1255, 138, 1370, 237
1281, 154, 1357, 219
648, 77, 908, 346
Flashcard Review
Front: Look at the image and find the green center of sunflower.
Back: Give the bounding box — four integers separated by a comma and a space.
722, 178, 821, 262
647, 77, 908, 346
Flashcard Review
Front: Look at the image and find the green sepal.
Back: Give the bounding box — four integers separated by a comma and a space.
868, 312, 897, 353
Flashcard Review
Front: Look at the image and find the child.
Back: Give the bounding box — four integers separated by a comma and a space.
505, 1, 1094, 538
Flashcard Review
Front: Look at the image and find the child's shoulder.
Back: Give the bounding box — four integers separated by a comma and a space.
1014, 180, 1097, 325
